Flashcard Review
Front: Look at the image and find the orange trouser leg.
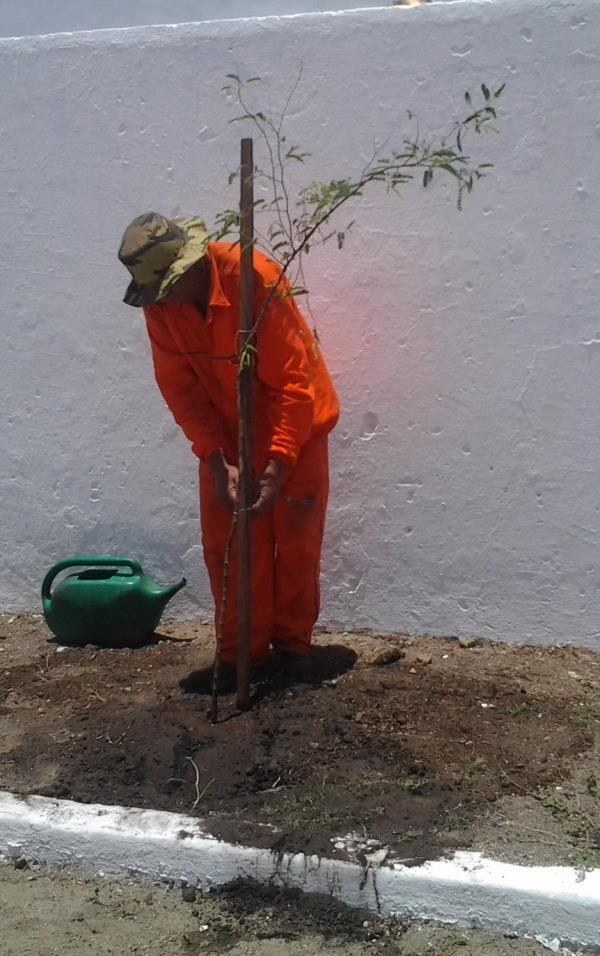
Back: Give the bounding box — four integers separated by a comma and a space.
271, 434, 330, 657
199, 464, 274, 667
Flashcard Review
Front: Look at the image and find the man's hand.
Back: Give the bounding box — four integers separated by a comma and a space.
251, 458, 287, 517
207, 451, 239, 510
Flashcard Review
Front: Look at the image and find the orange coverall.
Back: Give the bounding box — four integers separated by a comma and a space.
143, 242, 339, 665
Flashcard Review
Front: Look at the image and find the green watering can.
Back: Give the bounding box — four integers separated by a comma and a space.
41, 556, 186, 648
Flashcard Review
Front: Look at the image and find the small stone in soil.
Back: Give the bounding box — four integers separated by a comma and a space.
181, 885, 197, 903
458, 637, 478, 649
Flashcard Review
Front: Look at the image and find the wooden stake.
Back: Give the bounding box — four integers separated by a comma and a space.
236, 137, 254, 711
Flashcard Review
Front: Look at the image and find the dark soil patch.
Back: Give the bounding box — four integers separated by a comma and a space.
0, 861, 556, 955
1, 614, 599, 864
212, 879, 377, 944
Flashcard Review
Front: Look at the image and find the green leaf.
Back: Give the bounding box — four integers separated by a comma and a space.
494, 82, 506, 98
481, 83, 491, 101
318, 229, 336, 244
246, 76, 261, 83
227, 170, 239, 185
337, 231, 345, 250
286, 146, 311, 163
238, 343, 257, 372
225, 72, 241, 82
465, 91, 472, 104
441, 164, 461, 180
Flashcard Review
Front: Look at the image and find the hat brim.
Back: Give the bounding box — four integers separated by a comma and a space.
122, 216, 210, 308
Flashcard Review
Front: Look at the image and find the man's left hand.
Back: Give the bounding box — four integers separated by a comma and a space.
251, 458, 287, 516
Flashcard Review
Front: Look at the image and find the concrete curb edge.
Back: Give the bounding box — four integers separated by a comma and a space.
0, 790, 598, 951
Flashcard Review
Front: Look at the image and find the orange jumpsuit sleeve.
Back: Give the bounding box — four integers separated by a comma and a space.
254, 282, 315, 468
143, 306, 226, 461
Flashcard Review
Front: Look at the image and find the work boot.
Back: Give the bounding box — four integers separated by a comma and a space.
278, 652, 315, 684
179, 662, 236, 694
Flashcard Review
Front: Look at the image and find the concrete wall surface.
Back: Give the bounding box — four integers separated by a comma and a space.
2, 0, 600, 649
0, 0, 419, 39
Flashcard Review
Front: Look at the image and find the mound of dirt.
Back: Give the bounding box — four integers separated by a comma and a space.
1, 614, 599, 866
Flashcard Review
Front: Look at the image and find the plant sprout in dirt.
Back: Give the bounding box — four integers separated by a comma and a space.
208, 72, 505, 719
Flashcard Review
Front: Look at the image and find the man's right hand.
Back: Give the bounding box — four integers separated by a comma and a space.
206, 451, 239, 510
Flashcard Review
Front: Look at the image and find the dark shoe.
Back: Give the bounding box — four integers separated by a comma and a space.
278, 652, 315, 684
179, 663, 236, 694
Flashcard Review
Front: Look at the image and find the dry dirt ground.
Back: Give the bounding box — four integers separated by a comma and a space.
0, 614, 599, 869
0, 860, 558, 956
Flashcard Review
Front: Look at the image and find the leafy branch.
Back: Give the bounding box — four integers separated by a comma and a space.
213, 72, 504, 366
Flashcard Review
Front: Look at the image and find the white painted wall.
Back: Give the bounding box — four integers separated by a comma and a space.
0, 0, 407, 39
2, 0, 600, 650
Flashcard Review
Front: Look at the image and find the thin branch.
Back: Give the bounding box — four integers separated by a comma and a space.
106, 720, 134, 747
273, 64, 304, 243
210, 512, 238, 723
237, 81, 284, 242
185, 755, 202, 811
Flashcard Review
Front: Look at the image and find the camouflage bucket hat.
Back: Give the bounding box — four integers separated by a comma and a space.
118, 211, 209, 307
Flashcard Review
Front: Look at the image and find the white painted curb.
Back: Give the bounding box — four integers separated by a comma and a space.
0, 791, 598, 950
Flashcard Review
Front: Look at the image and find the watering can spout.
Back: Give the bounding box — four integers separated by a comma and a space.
153, 576, 187, 611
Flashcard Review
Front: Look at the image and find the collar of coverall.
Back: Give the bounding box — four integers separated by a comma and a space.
148, 245, 232, 319
202, 245, 231, 315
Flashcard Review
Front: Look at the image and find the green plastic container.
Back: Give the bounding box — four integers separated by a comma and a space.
41, 556, 186, 647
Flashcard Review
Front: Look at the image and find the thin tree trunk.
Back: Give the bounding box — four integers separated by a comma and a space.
236, 137, 254, 711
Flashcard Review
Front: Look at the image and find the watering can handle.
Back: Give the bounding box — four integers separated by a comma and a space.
41, 556, 143, 602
